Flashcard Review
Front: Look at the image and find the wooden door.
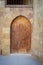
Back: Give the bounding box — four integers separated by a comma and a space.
10, 15, 31, 53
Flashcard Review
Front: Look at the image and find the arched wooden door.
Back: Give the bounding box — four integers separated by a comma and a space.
10, 15, 32, 53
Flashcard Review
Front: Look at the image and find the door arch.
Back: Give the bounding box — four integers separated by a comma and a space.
10, 15, 32, 53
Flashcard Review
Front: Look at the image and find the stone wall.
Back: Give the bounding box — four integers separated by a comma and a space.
0, 0, 5, 7
31, 0, 43, 58
0, 7, 33, 55
0, 0, 43, 59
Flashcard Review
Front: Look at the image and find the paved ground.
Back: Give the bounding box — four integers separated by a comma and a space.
0, 54, 43, 65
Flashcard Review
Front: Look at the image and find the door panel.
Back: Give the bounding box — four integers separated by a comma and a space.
10, 16, 31, 53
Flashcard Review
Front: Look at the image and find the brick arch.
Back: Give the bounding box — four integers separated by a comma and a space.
10, 15, 32, 53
